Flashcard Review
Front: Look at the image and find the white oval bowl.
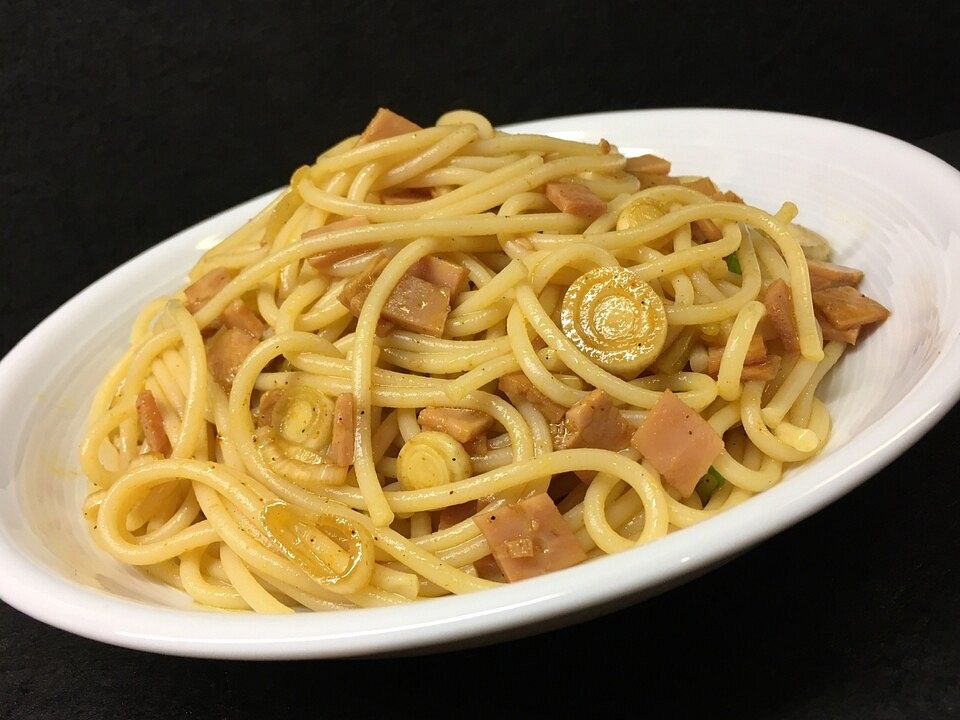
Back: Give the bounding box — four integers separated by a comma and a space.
1, 109, 958, 659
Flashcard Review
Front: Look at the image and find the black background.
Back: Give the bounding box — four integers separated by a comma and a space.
2, 2, 959, 718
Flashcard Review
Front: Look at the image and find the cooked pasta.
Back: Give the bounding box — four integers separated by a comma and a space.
80, 108, 890, 612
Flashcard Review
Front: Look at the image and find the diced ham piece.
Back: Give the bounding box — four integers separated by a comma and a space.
463, 434, 488, 457
255, 389, 283, 427
417, 407, 493, 443
631, 390, 723, 498
436, 500, 478, 531
715, 190, 744, 203
381, 275, 451, 336
339, 256, 453, 337
705, 334, 767, 376
544, 182, 607, 218
806, 259, 864, 291
739, 354, 782, 382
498, 372, 567, 424
473, 494, 587, 582
694, 218, 723, 242
326, 393, 356, 466
305, 217, 373, 270
207, 327, 259, 389
763, 279, 801, 353
683, 177, 719, 196
358, 108, 421, 144
557, 390, 633, 451
136, 390, 171, 456
624, 154, 671, 175
812, 285, 890, 331
184, 267, 232, 313
338, 256, 390, 317
818, 317, 860, 345
632, 172, 681, 190
473, 554, 505, 582
381, 189, 432, 205
407, 256, 469, 300
221, 299, 266, 338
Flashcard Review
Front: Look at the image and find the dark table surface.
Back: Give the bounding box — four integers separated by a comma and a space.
1, 130, 958, 720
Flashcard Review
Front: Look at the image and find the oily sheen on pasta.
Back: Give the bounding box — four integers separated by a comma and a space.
80, 108, 890, 613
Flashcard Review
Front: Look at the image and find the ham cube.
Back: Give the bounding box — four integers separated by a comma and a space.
381, 274, 451, 337
694, 218, 723, 242
473, 494, 587, 582
739, 354, 782, 382
715, 190, 744, 203
339, 257, 451, 336
557, 390, 633, 451
544, 182, 607, 218
381, 189, 432, 205
624, 154, 671, 175
683, 177, 720, 197
463, 434, 489, 457
206, 327, 259, 389
763, 279, 801, 353
338, 256, 390, 317
406, 256, 469, 300
417, 407, 493, 443
326, 393, 356, 466
498, 372, 566, 424
705, 333, 767, 377
184, 267, 232, 313
812, 285, 890, 331
359, 108, 421, 144
221, 299, 266, 338
437, 500, 478, 530
631, 390, 723, 498
305, 216, 373, 270
819, 317, 860, 345
136, 390, 171, 456
806, 259, 864, 291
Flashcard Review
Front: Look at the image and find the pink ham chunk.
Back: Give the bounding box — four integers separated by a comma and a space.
417, 407, 493, 443
557, 389, 633, 451
631, 390, 723, 498
806, 259, 864, 291
818, 317, 861, 345
184, 267, 232, 313
473, 494, 587, 582
812, 285, 890, 331
498, 372, 567, 424
206, 327, 259, 389
221, 299, 266, 338
406, 256, 469, 300
624, 154, 671, 175
763, 279, 800, 353
544, 182, 607, 218
358, 108, 421, 144
136, 390, 171, 456
339, 257, 454, 337
437, 500, 478, 530
326, 393, 356, 466
380, 274, 452, 337
305, 216, 373, 269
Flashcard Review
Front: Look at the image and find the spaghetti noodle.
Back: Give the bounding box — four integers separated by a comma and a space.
80, 108, 890, 612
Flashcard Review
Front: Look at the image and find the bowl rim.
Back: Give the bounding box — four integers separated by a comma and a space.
2, 107, 959, 659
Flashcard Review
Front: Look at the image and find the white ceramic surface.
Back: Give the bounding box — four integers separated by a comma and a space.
1, 109, 958, 659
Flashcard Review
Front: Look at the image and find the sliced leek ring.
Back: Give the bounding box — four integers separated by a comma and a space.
262, 501, 375, 595
272, 385, 335, 449
616, 198, 668, 231
560, 266, 668, 377
396, 431, 472, 491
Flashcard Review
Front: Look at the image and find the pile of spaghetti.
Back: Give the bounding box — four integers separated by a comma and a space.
81, 109, 889, 612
